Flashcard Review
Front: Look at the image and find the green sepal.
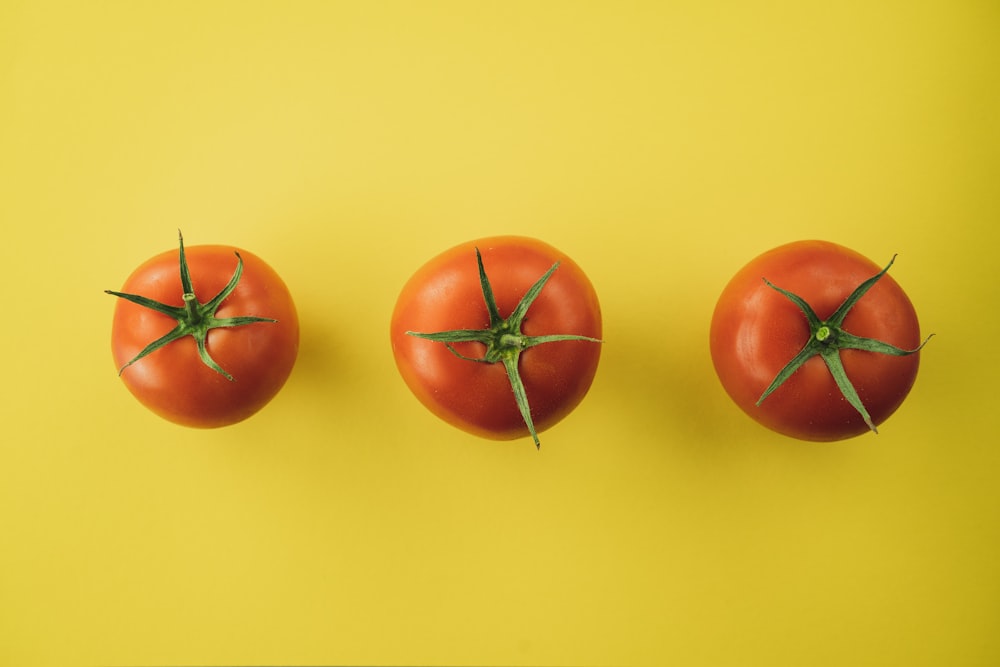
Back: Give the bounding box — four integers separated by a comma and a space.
103, 290, 186, 318
762, 278, 822, 330
827, 255, 896, 327
501, 353, 538, 447
820, 345, 877, 433
835, 330, 934, 356
476, 249, 504, 326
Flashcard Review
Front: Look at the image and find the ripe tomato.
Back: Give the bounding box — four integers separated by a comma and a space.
107, 233, 299, 428
391, 236, 602, 448
710, 240, 931, 441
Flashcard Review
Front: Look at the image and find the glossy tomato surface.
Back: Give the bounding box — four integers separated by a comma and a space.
111, 244, 299, 428
710, 240, 924, 441
391, 236, 602, 442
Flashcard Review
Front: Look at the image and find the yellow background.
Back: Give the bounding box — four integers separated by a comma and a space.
2, 1, 997, 665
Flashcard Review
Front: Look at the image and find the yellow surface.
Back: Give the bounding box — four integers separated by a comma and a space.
2, 2, 998, 665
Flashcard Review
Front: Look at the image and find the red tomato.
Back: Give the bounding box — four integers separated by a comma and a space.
710, 240, 930, 441
108, 234, 299, 428
391, 236, 602, 447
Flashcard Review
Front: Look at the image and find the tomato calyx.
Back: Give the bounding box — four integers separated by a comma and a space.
757, 254, 933, 434
406, 248, 602, 449
106, 231, 277, 381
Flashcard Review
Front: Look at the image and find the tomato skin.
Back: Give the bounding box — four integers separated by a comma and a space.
111, 245, 299, 428
710, 240, 923, 441
391, 236, 602, 441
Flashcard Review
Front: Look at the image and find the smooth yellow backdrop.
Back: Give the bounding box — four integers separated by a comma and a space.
2, 1, 998, 665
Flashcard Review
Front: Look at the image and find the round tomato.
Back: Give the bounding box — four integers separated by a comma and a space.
107, 233, 299, 428
710, 240, 931, 441
391, 236, 602, 448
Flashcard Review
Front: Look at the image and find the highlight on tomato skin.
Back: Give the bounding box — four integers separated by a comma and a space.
709, 239, 932, 442
106, 232, 300, 428
390, 236, 603, 448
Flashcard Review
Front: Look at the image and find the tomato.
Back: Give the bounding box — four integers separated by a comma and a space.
391, 236, 602, 448
710, 240, 931, 441
107, 233, 299, 428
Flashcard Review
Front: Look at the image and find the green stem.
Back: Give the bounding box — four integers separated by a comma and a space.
499, 334, 525, 349
183, 293, 202, 325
